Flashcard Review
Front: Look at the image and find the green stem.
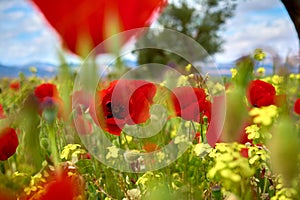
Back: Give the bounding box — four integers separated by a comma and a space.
200, 121, 204, 143
48, 125, 59, 167
123, 134, 130, 150
118, 134, 122, 149
0, 162, 4, 175
191, 121, 197, 141
211, 185, 222, 200
262, 175, 268, 195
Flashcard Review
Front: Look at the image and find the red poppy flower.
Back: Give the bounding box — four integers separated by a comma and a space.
34, 83, 64, 120
142, 143, 160, 153
32, 0, 167, 55
95, 80, 156, 136
238, 123, 253, 145
81, 153, 91, 160
247, 80, 276, 107
9, 81, 20, 91
34, 83, 59, 102
240, 147, 249, 158
194, 132, 201, 143
0, 104, 5, 119
171, 87, 211, 123
294, 98, 300, 115
0, 127, 19, 161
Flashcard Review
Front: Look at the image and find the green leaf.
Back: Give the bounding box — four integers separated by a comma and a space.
76, 159, 94, 174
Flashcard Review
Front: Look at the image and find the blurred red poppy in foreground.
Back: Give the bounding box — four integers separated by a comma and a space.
171, 87, 211, 123
32, 0, 167, 55
0, 104, 5, 119
40, 172, 85, 200
247, 80, 276, 107
0, 127, 19, 161
0, 188, 16, 200
24, 167, 85, 200
294, 98, 300, 115
95, 80, 156, 136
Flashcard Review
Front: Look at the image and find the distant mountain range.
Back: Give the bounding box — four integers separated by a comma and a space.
0, 62, 79, 78
0, 61, 298, 78
216, 63, 299, 76
0, 59, 139, 78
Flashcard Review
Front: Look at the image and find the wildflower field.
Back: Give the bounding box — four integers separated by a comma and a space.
0, 51, 300, 200
1, 0, 300, 199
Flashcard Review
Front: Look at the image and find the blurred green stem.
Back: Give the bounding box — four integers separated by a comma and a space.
211, 185, 221, 200
48, 124, 59, 167
262, 175, 268, 195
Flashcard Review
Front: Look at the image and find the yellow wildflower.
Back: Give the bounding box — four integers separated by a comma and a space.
289, 74, 295, 80
245, 125, 260, 140
60, 144, 82, 160
185, 64, 192, 72
106, 145, 119, 159
253, 48, 266, 61
256, 67, 265, 76
230, 68, 237, 78
194, 143, 212, 157
249, 105, 278, 126
177, 75, 189, 86
271, 75, 284, 85
157, 152, 165, 163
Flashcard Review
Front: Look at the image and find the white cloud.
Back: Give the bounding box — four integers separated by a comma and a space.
3, 10, 25, 20
215, 0, 298, 63
0, 0, 65, 65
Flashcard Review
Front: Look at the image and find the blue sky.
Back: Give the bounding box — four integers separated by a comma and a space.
0, 0, 79, 66
0, 0, 298, 66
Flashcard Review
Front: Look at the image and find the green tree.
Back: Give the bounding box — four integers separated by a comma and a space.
136, 0, 237, 65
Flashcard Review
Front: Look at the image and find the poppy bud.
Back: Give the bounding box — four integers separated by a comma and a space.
41, 97, 59, 124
